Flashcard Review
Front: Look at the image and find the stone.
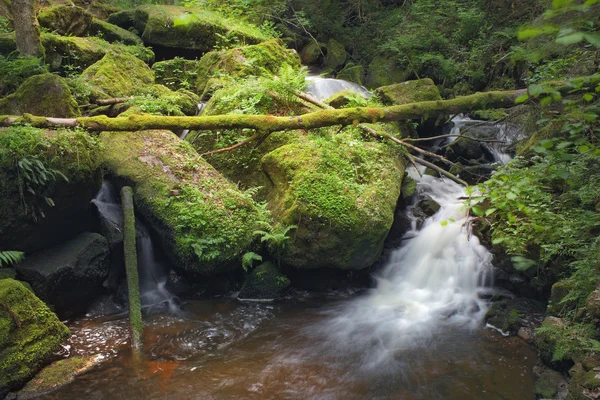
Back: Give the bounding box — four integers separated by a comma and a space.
586, 285, 600, 319
16, 232, 110, 318
374, 78, 442, 106
324, 89, 362, 108
336, 63, 365, 85
89, 18, 143, 46
107, 9, 136, 31
534, 368, 567, 399
0, 279, 70, 398
0, 73, 79, 117
366, 56, 409, 89
37, 5, 93, 37
299, 41, 324, 65
325, 39, 346, 70
238, 262, 291, 301
153, 57, 199, 91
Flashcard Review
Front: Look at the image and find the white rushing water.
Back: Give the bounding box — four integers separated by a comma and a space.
305, 76, 372, 101
321, 169, 493, 370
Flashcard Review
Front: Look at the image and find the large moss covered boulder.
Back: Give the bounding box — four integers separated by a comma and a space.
325, 39, 346, 70
0, 279, 70, 398
366, 56, 409, 89
79, 51, 154, 98
0, 73, 78, 117
100, 130, 269, 278
195, 39, 301, 96
89, 18, 143, 46
374, 78, 442, 106
238, 262, 291, 301
16, 232, 110, 318
37, 5, 93, 37
0, 126, 103, 253
153, 57, 199, 91
261, 128, 405, 270
133, 5, 269, 57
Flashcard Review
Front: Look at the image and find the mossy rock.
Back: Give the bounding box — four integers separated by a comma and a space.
299, 41, 324, 65
261, 127, 405, 270
195, 39, 300, 95
366, 56, 409, 89
0, 279, 70, 398
0, 126, 103, 253
17, 355, 100, 398
534, 368, 566, 399
336, 63, 365, 85
0, 73, 79, 117
471, 108, 508, 121
586, 285, 600, 319
549, 280, 574, 315
401, 174, 417, 199
16, 232, 110, 318
72, 0, 120, 19
0, 269, 17, 280
0, 32, 154, 72
153, 57, 199, 91
238, 261, 291, 301
79, 51, 154, 98
107, 9, 136, 31
133, 5, 270, 55
89, 18, 143, 46
37, 5, 93, 37
100, 130, 269, 278
567, 362, 600, 400
130, 84, 201, 116
324, 89, 363, 108
484, 297, 544, 335
325, 39, 346, 70
374, 78, 442, 106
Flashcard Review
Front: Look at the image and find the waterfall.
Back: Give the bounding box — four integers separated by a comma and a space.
92, 180, 179, 314
305, 76, 371, 101
320, 170, 493, 370
179, 102, 206, 140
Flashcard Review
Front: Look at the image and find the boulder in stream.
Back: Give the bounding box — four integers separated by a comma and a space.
0, 279, 70, 398
16, 232, 110, 318
374, 78, 442, 106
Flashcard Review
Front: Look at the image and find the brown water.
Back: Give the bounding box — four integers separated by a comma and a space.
39, 290, 537, 400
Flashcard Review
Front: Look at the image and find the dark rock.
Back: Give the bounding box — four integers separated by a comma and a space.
37, 5, 93, 37
484, 296, 545, 335
107, 9, 136, 30
533, 364, 568, 399
0, 268, 17, 280
16, 232, 110, 318
299, 41, 324, 65
238, 262, 291, 301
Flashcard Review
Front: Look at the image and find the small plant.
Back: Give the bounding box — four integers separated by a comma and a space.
253, 223, 297, 268
241, 251, 263, 271
0, 55, 48, 96
0, 251, 24, 267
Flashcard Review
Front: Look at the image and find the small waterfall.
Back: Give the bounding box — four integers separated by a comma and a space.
180, 102, 206, 140
305, 76, 371, 101
320, 171, 493, 369
93, 180, 179, 314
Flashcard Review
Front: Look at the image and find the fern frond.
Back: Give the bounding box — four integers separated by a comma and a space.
0, 251, 25, 267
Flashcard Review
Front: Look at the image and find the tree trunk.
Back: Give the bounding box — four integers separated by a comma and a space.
11, 0, 43, 58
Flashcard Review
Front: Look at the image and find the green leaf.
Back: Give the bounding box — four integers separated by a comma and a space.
491, 237, 505, 245
582, 33, 600, 46
485, 208, 497, 216
528, 84, 544, 97
471, 206, 484, 217
515, 94, 529, 104
578, 145, 590, 153
506, 192, 517, 200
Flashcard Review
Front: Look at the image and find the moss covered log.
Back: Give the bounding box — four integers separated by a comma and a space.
120, 186, 143, 352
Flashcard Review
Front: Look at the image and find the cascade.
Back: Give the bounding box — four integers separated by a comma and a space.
305, 75, 371, 101
92, 180, 179, 314
179, 102, 206, 140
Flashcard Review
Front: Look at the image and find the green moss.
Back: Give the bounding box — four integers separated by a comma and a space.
18, 356, 98, 397
336, 63, 365, 85
89, 18, 143, 46
0, 125, 103, 252
401, 174, 417, 199
300, 41, 324, 65
374, 78, 442, 106
238, 261, 291, 300
195, 39, 300, 95
366, 56, 409, 89
100, 130, 269, 278
325, 39, 346, 70
549, 280, 573, 315
133, 5, 270, 53
0, 73, 79, 117
37, 5, 93, 37
534, 369, 564, 399
79, 51, 154, 98
261, 126, 405, 269
0, 269, 16, 280
127, 84, 200, 116
324, 90, 364, 108
471, 108, 508, 121
0, 279, 70, 397
153, 57, 199, 91
107, 9, 136, 30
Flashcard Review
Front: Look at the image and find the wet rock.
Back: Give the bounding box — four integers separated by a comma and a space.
15, 356, 101, 399
0, 279, 70, 398
16, 232, 110, 318
568, 360, 600, 400
533, 365, 568, 399
37, 5, 93, 37
518, 326, 535, 344
484, 296, 545, 336
374, 78, 442, 106
238, 262, 291, 301
299, 41, 324, 65
0, 73, 79, 117
336, 63, 365, 85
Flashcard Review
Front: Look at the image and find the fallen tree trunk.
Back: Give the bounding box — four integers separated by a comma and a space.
0, 89, 528, 131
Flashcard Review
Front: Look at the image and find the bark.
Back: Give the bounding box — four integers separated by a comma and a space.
96, 97, 134, 106
11, 0, 43, 57
0, 89, 529, 131
121, 186, 143, 352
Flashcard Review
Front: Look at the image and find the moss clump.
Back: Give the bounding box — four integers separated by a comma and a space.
238, 261, 291, 300
336, 63, 365, 85
107, 9, 136, 30
534, 369, 565, 399
127, 84, 201, 116
0, 269, 16, 280
374, 78, 442, 106
0, 279, 70, 398
401, 174, 417, 199
100, 130, 269, 278
300, 41, 324, 65
549, 280, 574, 315
195, 39, 300, 95
366, 56, 409, 89
0, 73, 79, 117
79, 51, 154, 98
471, 108, 508, 121
0, 125, 103, 253
325, 39, 346, 70
17, 356, 99, 397
133, 5, 270, 53
261, 126, 405, 270
89, 18, 143, 46
153, 57, 199, 91
37, 5, 93, 37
